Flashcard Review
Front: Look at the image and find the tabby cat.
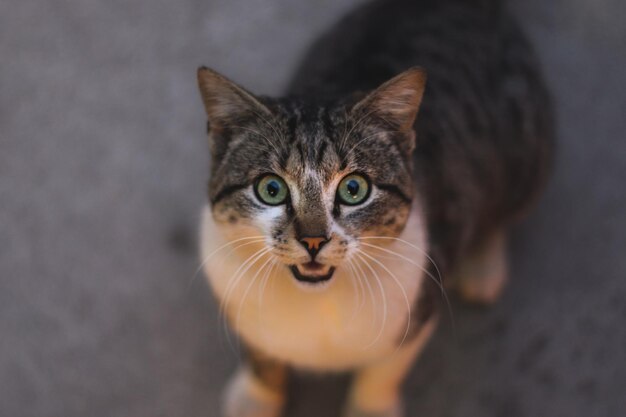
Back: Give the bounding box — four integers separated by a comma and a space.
197, 0, 554, 416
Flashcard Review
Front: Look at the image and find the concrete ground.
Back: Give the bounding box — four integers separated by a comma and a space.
1, 0, 625, 416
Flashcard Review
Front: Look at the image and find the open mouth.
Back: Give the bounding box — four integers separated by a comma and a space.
289, 262, 336, 284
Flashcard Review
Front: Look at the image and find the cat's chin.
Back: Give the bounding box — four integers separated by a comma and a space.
289, 264, 336, 289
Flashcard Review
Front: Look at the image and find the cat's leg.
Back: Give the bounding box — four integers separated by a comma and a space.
223, 348, 288, 417
451, 229, 508, 305
343, 317, 438, 417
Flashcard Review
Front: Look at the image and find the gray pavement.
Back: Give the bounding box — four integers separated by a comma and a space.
1, 1, 625, 416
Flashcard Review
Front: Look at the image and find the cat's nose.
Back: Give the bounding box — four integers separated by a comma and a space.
299, 236, 329, 259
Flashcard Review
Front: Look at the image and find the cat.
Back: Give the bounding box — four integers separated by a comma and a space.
196, 0, 554, 416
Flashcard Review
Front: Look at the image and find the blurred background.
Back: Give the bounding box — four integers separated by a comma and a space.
1, 0, 625, 416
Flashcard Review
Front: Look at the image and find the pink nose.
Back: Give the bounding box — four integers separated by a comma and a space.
300, 237, 327, 250
299, 236, 329, 258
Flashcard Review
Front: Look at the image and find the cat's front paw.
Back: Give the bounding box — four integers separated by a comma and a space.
223, 368, 285, 417
342, 401, 403, 417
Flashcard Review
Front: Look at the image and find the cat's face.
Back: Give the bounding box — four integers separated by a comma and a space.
198, 68, 425, 286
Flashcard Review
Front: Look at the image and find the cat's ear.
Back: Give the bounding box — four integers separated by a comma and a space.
197, 67, 271, 132
351, 67, 427, 148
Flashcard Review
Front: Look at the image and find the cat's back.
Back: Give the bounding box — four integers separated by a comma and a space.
289, 0, 516, 95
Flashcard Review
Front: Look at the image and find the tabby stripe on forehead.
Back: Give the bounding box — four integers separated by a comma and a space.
321, 107, 335, 141
287, 111, 299, 144
296, 142, 306, 166
316, 141, 328, 165
211, 183, 249, 205
376, 183, 412, 203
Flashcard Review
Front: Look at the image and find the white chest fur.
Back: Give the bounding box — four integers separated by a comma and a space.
200, 207, 428, 371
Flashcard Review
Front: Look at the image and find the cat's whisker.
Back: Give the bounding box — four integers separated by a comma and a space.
340, 129, 405, 167
348, 259, 374, 318
220, 251, 270, 358
248, 109, 287, 145
359, 242, 441, 287
188, 236, 265, 290
235, 254, 274, 339
352, 261, 367, 315
357, 250, 401, 261
210, 238, 269, 298
339, 107, 380, 153
359, 236, 444, 285
258, 260, 279, 340
358, 237, 456, 334
358, 249, 412, 352
355, 252, 388, 349
353, 255, 378, 326
346, 260, 364, 324
218, 239, 268, 268
340, 131, 383, 164
268, 261, 282, 306
258, 258, 278, 309
231, 124, 282, 155
220, 246, 270, 321
346, 262, 358, 322
219, 247, 271, 356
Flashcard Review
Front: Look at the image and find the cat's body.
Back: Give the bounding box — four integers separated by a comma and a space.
197, 0, 553, 416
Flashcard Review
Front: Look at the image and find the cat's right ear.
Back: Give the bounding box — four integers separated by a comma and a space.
197, 67, 271, 133
351, 67, 427, 153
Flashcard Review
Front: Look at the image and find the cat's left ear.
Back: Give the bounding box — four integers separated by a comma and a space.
351, 67, 427, 152
197, 66, 272, 132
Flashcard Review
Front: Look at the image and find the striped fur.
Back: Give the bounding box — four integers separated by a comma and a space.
197, 0, 554, 415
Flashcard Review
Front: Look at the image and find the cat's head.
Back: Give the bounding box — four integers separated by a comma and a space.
197, 67, 426, 286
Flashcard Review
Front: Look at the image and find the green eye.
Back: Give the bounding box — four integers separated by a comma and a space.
337, 174, 370, 205
255, 174, 289, 205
